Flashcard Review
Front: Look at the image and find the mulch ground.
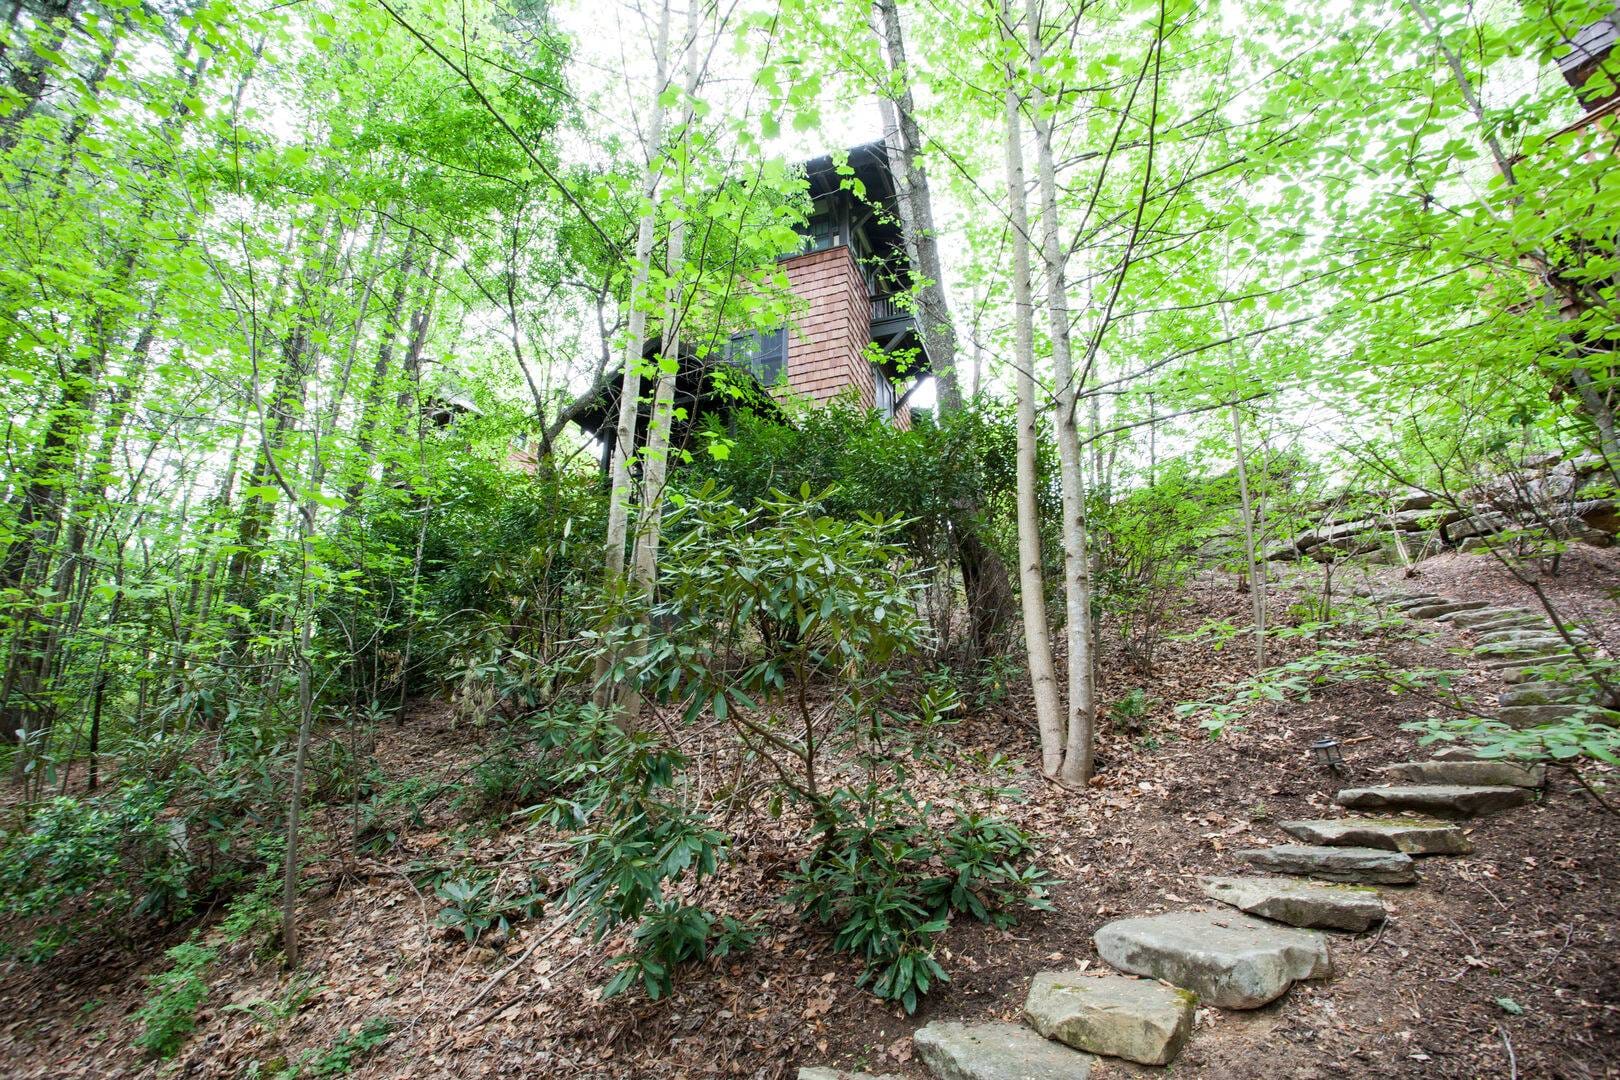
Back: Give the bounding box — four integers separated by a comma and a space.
0, 553, 1615, 1079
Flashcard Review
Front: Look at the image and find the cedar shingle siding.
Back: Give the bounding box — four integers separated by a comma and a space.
779, 246, 875, 410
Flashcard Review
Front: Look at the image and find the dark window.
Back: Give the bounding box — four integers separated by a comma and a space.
801, 211, 840, 252
727, 328, 787, 386
873, 363, 896, 418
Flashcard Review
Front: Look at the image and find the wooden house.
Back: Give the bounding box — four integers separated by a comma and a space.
574, 140, 932, 468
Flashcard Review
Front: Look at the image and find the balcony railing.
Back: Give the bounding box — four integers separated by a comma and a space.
871, 293, 909, 322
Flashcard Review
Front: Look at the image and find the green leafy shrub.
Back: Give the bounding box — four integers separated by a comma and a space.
219, 874, 284, 957
299, 1017, 395, 1077
602, 905, 765, 1001
433, 870, 548, 943
133, 940, 218, 1059
507, 704, 731, 997
1108, 687, 1152, 735
308, 728, 382, 805
1092, 462, 1235, 673
0, 787, 196, 959
613, 483, 931, 806
786, 789, 1052, 1013
460, 753, 556, 819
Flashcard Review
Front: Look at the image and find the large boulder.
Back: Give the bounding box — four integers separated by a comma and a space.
913, 1021, 1093, 1080
1484, 652, 1575, 676
1277, 817, 1471, 855
1022, 971, 1195, 1066
1394, 492, 1441, 513
1335, 784, 1531, 817
1237, 843, 1417, 884
1200, 875, 1385, 932
1093, 909, 1331, 1009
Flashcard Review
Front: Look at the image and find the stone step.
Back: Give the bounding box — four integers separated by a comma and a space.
1476, 628, 1587, 648
1376, 759, 1545, 789
1094, 909, 1331, 1009
799, 1069, 902, 1080
1500, 683, 1594, 707
1200, 875, 1386, 931
1498, 703, 1619, 729
1388, 594, 1445, 610
914, 1021, 1094, 1080
1486, 653, 1576, 678
1469, 616, 1552, 634
1023, 971, 1195, 1067
1237, 843, 1417, 884
1336, 784, 1531, 817
1407, 600, 1493, 619
1446, 607, 1540, 628
1476, 638, 1571, 658
1277, 816, 1471, 854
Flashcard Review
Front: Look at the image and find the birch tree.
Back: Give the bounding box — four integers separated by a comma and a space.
595, 0, 675, 708
998, 0, 1065, 779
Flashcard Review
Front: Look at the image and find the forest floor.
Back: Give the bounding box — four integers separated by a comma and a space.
1, 550, 1617, 1079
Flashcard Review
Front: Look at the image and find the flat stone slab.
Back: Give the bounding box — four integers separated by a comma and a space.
1476, 640, 1570, 658
1407, 600, 1492, 619
1447, 607, 1538, 628
1200, 875, 1386, 931
1377, 759, 1545, 788
1093, 909, 1331, 1009
1498, 704, 1618, 729
1237, 843, 1417, 884
1500, 683, 1591, 707
1477, 628, 1585, 647
1388, 594, 1444, 610
1278, 816, 1471, 854
1336, 784, 1530, 817
914, 1021, 1093, 1080
1486, 653, 1575, 676
799, 1070, 903, 1080
1470, 618, 1551, 634
1023, 971, 1194, 1066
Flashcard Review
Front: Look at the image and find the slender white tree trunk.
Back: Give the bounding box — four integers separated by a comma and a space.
1025, 0, 1094, 785
1000, 0, 1063, 777
626, 0, 707, 727
595, 0, 673, 706
1230, 400, 1267, 670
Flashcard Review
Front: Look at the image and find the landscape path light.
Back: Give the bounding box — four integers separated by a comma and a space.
1311, 736, 1346, 773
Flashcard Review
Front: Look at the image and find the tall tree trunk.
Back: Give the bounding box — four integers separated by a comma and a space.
0, 0, 76, 152
227, 213, 344, 624
1231, 400, 1267, 670
342, 232, 419, 509
1000, 0, 1063, 777
594, 0, 674, 707
626, 0, 706, 728
1025, 0, 1094, 786
872, 0, 960, 411
872, 0, 1013, 658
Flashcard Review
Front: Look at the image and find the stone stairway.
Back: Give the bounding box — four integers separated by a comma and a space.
795, 588, 1583, 1079
1363, 587, 1616, 729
